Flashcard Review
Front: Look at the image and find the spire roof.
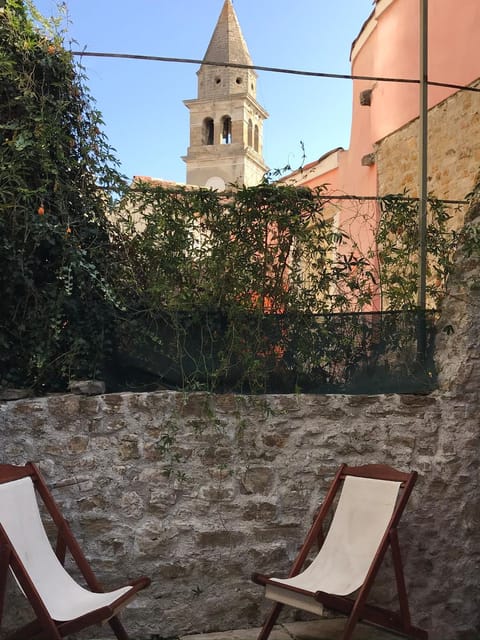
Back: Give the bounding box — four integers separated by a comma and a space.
202, 0, 253, 66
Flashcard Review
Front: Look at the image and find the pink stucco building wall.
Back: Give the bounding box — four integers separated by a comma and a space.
284, 0, 480, 310
344, 0, 479, 196
286, 0, 479, 197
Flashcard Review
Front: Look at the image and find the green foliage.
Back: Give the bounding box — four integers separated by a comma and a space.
114, 181, 352, 313
0, 0, 126, 391
111, 181, 381, 392
108, 183, 449, 393
375, 194, 459, 310
1, 0, 477, 395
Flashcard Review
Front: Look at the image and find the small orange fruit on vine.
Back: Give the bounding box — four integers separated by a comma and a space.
37, 205, 45, 216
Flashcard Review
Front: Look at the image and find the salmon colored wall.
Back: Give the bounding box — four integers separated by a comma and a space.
299, 166, 339, 191
359, 0, 480, 146
309, 0, 480, 206
282, 0, 479, 310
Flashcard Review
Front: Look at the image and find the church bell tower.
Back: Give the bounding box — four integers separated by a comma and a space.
183, 0, 268, 189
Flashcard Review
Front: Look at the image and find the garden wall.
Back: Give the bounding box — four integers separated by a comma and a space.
0, 205, 479, 640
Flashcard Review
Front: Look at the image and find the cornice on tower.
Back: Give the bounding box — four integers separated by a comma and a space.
183, 0, 268, 188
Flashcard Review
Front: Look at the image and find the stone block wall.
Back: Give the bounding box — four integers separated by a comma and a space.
0, 387, 479, 639
376, 80, 480, 225
0, 209, 479, 640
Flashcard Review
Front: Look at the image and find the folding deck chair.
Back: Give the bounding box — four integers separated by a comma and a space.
0, 462, 150, 640
252, 463, 427, 640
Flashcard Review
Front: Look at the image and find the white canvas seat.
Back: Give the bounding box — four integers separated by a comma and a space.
0, 477, 133, 621
267, 475, 400, 607
0, 462, 150, 640
253, 464, 428, 640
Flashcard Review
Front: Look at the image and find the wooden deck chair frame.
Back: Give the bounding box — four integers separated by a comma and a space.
252, 463, 427, 640
0, 462, 150, 640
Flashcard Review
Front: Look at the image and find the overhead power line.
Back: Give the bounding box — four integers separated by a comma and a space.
311, 194, 468, 205
126, 185, 468, 207
71, 50, 480, 94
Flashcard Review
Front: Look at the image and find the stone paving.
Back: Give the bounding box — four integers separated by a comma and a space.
94, 618, 405, 640
179, 619, 403, 640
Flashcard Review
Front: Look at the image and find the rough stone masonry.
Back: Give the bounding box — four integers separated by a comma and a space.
0, 203, 479, 640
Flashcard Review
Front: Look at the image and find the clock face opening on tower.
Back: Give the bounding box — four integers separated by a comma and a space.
205, 176, 226, 191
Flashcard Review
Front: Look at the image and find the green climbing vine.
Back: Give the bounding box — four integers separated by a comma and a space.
0, 0, 126, 391
1, 0, 478, 395
374, 193, 459, 310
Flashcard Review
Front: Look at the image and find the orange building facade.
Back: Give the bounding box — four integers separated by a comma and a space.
283, 0, 480, 309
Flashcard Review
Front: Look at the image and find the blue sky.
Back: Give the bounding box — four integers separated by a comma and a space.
34, 0, 374, 183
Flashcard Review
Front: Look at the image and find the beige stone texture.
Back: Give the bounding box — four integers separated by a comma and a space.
376, 81, 480, 227
184, 95, 268, 187
183, 2, 267, 188
180, 619, 404, 640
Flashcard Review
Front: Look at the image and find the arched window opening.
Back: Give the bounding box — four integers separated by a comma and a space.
202, 118, 214, 145
247, 119, 253, 147
254, 124, 259, 152
221, 116, 232, 144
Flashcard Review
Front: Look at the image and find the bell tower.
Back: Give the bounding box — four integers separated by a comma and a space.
183, 0, 268, 189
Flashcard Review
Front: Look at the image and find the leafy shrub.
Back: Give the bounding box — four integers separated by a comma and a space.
375, 194, 458, 310
1, 1, 474, 394
0, 0, 125, 391
109, 183, 445, 393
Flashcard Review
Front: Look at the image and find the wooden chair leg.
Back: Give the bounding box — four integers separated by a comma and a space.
338, 603, 362, 640
390, 528, 412, 631
109, 614, 130, 640
0, 543, 10, 627
3, 619, 55, 640
257, 602, 284, 640
340, 574, 376, 640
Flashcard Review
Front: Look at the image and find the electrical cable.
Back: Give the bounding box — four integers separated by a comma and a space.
301, 194, 468, 205
71, 49, 478, 205
71, 50, 480, 93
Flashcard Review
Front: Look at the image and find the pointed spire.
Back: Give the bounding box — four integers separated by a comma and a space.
183, 0, 268, 187
202, 0, 253, 66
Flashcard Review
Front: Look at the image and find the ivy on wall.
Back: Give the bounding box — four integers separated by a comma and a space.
0, 0, 125, 391
1, 1, 477, 394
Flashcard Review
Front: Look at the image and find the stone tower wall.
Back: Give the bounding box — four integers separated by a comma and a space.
184, 2, 267, 187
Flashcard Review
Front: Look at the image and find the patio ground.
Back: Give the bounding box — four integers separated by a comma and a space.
95, 615, 408, 640
179, 619, 404, 640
